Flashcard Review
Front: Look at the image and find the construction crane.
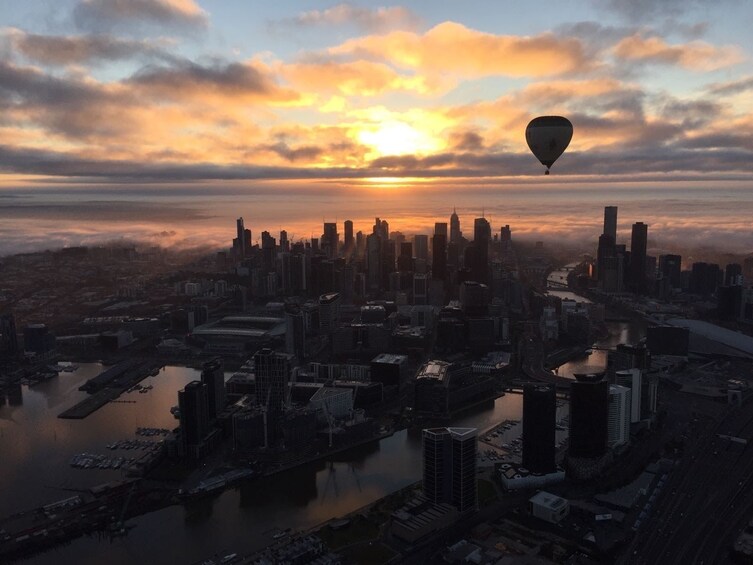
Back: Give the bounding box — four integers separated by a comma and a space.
110, 482, 137, 537
322, 402, 335, 448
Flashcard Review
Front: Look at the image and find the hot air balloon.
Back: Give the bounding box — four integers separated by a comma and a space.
525, 116, 573, 175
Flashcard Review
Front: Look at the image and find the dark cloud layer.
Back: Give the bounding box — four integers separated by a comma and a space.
7, 29, 172, 65
73, 0, 208, 32
2, 140, 751, 182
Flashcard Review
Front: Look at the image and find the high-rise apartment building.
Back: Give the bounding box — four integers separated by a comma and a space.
629, 222, 648, 293
179, 380, 210, 459
254, 348, 293, 412
569, 374, 609, 459
607, 385, 631, 448
201, 358, 226, 420
603, 206, 617, 241
423, 427, 478, 512
523, 384, 557, 474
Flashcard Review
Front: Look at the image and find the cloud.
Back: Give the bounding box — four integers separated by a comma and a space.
596, 0, 738, 23
706, 74, 753, 96
656, 97, 721, 129
3, 27, 172, 65
279, 59, 436, 96
329, 22, 590, 79
283, 3, 420, 32
127, 59, 299, 103
73, 0, 208, 32
613, 34, 743, 70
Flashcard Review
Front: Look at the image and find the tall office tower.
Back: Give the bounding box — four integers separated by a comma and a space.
450, 208, 461, 244
690, 262, 721, 296
318, 292, 341, 333
569, 374, 609, 459
447, 241, 459, 269
474, 217, 491, 242
435, 222, 448, 238
285, 308, 306, 360
261, 231, 277, 272
290, 253, 307, 293
523, 384, 557, 474
726, 263, 743, 286
253, 348, 293, 412
629, 222, 648, 293
277, 252, 292, 293
201, 358, 226, 420
356, 231, 365, 258
179, 381, 210, 459
322, 222, 339, 259
658, 254, 682, 288
279, 230, 289, 253
373, 217, 389, 241
414, 235, 429, 262
423, 427, 478, 512
344, 220, 354, 255
744, 257, 753, 285
236, 217, 246, 257
596, 234, 617, 290
615, 369, 642, 423
397, 242, 413, 271
500, 225, 511, 248
603, 206, 618, 241
469, 217, 491, 283
432, 231, 447, 281
607, 385, 631, 448
366, 233, 382, 291
0, 312, 19, 360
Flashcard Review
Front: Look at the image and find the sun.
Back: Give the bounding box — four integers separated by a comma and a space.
358, 120, 441, 157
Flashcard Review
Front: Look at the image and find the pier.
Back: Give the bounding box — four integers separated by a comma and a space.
59, 361, 162, 419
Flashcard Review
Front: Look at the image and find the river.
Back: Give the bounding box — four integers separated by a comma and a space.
547, 267, 647, 378
1, 365, 525, 565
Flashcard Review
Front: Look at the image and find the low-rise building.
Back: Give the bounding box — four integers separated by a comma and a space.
529, 491, 569, 524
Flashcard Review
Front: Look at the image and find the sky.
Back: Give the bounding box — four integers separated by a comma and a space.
0, 1, 752, 256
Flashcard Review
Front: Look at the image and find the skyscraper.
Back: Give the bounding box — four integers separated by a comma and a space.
344, 220, 354, 255
658, 254, 682, 288
201, 358, 226, 420
423, 427, 477, 512
414, 235, 429, 262
366, 233, 382, 291
179, 380, 210, 459
450, 208, 461, 245
234, 217, 250, 258
254, 348, 293, 412
629, 222, 648, 293
569, 374, 609, 459
285, 308, 306, 360
523, 384, 557, 474
615, 369, 642, 423
500, 225, 511, 249
432, 224, 447, 281
603, 206, 617, 241
322, 222, 338, 259
0, 312, 19, 360
607, 385, 631, 448
469, 217, 491, 283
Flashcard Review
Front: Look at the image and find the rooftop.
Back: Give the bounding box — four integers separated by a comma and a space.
416, 360, 451, 382
371, 353, 408, 365
529, 491, 568, 510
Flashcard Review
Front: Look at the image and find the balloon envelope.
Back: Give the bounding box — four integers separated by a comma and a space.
525, 116, 573, 173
